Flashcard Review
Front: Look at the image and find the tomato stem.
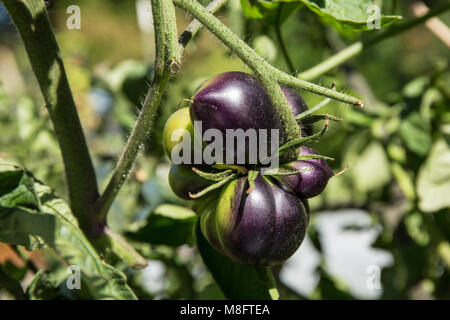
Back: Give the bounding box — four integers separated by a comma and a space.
163, 0, 181, 73
96, 0, 170, 221
173, 0, 362, 105
96, 0, 227, 222
277, 120, 329, 157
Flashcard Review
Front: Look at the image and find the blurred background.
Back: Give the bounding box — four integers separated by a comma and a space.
0, 0, 449, 299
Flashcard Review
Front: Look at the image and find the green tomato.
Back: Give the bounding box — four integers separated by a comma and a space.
162, 107, 195, 161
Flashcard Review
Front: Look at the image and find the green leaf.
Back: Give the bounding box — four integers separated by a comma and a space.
417, 138, 450, 212
195, 222, 276, 299
399, 112, 432, 157
128, 204, 197, 246
240, 0, 302, 24
0, 159, 137, 300
241, 0, 401, 32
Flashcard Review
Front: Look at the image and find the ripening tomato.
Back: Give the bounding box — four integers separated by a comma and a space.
197, 173, 308, 266
162, 107, 195, 161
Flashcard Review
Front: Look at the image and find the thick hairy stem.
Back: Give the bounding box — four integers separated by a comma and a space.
163, 0, 181, 72
2, 0, 99, 237
97, 0, 227, 223
173, 0, 362, 107
298, 2, 450, 80
96, 0, 170, 221
174, 0, 304, 160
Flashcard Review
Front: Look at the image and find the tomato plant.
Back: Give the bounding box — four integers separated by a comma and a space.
0, 0, 449, 302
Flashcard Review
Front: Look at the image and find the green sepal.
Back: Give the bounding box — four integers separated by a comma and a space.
213, 164, 248, 175
278, 121, 329, 156
246, 170, 259, 194
192, 167, 234, 181
300, 114, 342, 125
297, 154, 334, 161
264, 167, 312, 177
189, 173, 237, 199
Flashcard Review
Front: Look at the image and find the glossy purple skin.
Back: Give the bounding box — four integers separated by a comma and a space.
200, 174, 308, 266
282, 146, 334, 199
191, 72, 283, 136
190, 72, 314, 166
191, 72, 302, 165
280, 86, 314, 137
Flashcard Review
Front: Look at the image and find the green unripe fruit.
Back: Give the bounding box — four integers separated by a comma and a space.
162, 107, 195, 161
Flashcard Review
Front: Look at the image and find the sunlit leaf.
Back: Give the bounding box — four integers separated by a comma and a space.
240, 0, 402, 31
240, 0, 302, 24
399, 112, 431, 157
0, 159, 137, 300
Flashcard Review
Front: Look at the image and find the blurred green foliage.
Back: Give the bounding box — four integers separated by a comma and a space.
0, 0, 449, 300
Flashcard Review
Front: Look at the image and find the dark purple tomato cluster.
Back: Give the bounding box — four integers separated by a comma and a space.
163, 71, 333, 266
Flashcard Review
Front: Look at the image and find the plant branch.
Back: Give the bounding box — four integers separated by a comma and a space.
96, 0, 171, 221
175, 0, 303, 160
298, 2, 450, 80
96, 0, 227, 222
163, 0, 181, 72
2, 0, 100, 237
295, 83, 336, 120
173, 0, 364, 165
97, 227, 148, 269
173, 0, 362, 107
275, 3, 296, 74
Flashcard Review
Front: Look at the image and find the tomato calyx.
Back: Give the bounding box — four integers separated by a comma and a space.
188, 173, 237, 199
297, 113, 343, 124
277, 119, 329, 157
